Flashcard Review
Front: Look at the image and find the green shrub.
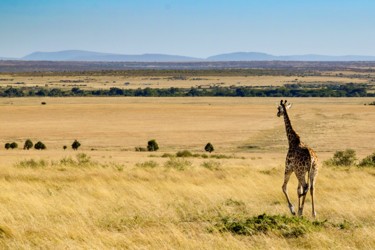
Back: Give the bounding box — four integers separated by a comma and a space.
147, 139, 159, 151
23, 139, 33, 150
34, 141, 46, 150
15, 154, 98, 169
212, 213, 326, 238
10, 142, 18, 149
136, 160, 159, 168
76, 153, 92, 166
201, 160, 221, 170
358, 152, 375, 167
176, 150, 193, 157
4, 143, 10, 150
164, 157, 192, 171
15, 159, 48, 168
72, 140, 81, 150
59, 156, 76, 166
205, 143, 214, 153
57, 154, 96, 168
324, 149, 357, 166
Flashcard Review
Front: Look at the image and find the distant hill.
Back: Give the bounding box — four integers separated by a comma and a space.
0, 56, 17, 60
207, 52, 275, 61
208, 52, 375, 61
22, 50, 202, 62
7, 50, 375, 62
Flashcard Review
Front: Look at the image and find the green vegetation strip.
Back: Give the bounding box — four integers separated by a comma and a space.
212, 213, 335, 238
1, 83, 374, 97
324, 149, 375, 167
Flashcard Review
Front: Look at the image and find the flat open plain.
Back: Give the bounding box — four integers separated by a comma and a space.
0, 97, 374, 249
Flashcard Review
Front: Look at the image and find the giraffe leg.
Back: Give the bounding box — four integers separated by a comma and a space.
310, 169, 318, 218
297, 183, 303, 215
296, 174, 308, 217
310, 182, 316, 218
299, 188, 308, 217
282, 169, 295, 215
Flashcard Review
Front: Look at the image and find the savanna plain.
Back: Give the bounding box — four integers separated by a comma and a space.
0, 73, 375, 249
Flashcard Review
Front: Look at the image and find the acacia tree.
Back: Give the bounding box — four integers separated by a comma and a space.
147, 139, 159, 151
34, 141, 46, 150
5, 143, 10, 150
72, 140, 81, 150
10, 142, 18, 150
205, 143, 214, 153
24, 139, 33, 150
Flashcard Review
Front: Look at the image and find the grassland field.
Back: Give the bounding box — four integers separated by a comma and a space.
0, 71, 373, 91
0, 85, 374, 248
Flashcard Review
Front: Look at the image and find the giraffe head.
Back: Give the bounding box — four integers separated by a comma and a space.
277, 99, 292, 117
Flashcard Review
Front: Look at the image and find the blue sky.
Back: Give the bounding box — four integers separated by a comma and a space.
1, 0, 375, 58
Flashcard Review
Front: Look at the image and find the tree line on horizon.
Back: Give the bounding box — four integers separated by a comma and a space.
1, 83, 373, 98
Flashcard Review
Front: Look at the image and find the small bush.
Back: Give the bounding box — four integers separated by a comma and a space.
201, 154, 209, 159
63, 145, 67, 150
161, 153, 174, 158
164, 157, 192, 171
59, 157, 76, 166
176, 150, 193, 157
72, 140, 81, 150
76, 153, 91, 166
15, 154, 98, 169
358, 152, 375, 167
57, 154, 96, 168
10, 142, 18, 149
4, 143, 10, 150
201, 160, 221, 170
135, 147, 148, 152
15, 159, 48, 168
23, 139, 33, 150
147, 139, 159, 151
212, 213, 326, 238
205, 143, 214, 153
324, 149, 357, 166
210, 154, 233, 159
34, 141, 46, 150
136, 160, 159, 168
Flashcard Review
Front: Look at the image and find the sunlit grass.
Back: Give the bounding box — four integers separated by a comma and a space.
1, 155, 375, 249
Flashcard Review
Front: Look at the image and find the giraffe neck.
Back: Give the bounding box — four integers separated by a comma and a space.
283, 108, 300, 147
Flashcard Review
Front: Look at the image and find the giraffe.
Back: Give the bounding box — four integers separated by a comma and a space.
277, 100, 318, 218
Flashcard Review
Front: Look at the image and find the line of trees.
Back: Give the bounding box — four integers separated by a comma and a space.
4, 139, 81, 151
0, 83, 373, 98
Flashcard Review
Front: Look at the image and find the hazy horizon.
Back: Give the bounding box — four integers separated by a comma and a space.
1, 0, 375, 58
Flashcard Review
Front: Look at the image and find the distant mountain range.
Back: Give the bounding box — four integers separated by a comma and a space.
0, 56, 17, 60
22, 50, 201, 62
2, 50, 375, 62
206, 52, 375, 61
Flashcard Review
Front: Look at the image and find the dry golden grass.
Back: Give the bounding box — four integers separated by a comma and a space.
1, 156, 375, 249
0, 97, 374, 249
0, 73, 370, 90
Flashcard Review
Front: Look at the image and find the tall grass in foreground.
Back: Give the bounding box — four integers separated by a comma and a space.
1, 155, 375, 249
14, 153, 125, 171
